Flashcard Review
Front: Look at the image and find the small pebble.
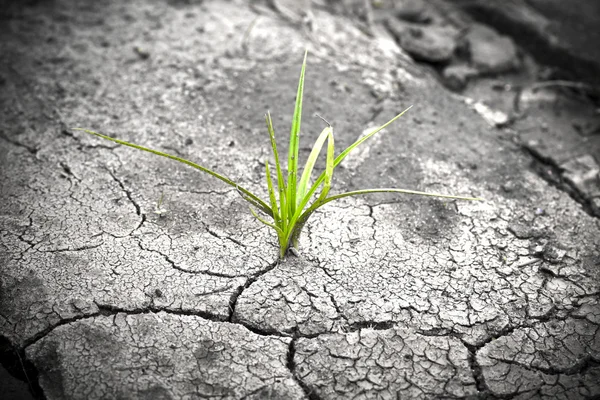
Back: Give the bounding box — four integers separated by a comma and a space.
502, 181, 516, 192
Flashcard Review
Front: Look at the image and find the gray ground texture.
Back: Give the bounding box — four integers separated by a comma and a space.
1, 0, 599, 399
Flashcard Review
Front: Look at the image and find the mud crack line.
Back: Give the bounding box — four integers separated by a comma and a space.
0, 132, 39, 155
227, 258, 279, 324
522, 144, 600, 219
287, 336, 323, 400
105, 167, 147, 231
136, 240, 244, 278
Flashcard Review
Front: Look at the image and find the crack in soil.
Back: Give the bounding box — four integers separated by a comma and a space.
105, 167, 147, 232
61, 126, 120, 151
490, 354, 599, 377
201, 222, 247, 248
347, 320, 396, 332
522, 144, 600, 219
38, 243, 105, 253
4, 220, 596, 398
0, 132, 39, 155
97, 303, 290, 340
0, 335, 45, 400
461, 340, 491, 397
228, 258, 280, 323
287, 336, 323, 400
456, 308, 588, 398
136, 240, 245, 279
12, 211, 37, 251
94, 303, 228, 322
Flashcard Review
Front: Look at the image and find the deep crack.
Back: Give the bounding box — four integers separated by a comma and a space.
94, 303, 228, 323
105, 168, 142, 217
287, 337, 323, 400
228, 258, 280, 323
462, 340, 491, 397
0, 335, 45, 400
490, 354, 599, 376
39, 243, 104, 253
347, 320, 395, 332
522, 144, 600, 219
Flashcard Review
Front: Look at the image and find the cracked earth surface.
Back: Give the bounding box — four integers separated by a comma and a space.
1, 0, 599, 399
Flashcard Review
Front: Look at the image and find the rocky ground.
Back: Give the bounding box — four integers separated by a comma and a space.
1, 0, 599, 399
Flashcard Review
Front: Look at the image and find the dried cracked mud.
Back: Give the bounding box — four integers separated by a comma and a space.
1, 0, 599, 399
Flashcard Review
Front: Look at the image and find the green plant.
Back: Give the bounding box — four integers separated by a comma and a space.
76, 51, 482, 258
154, 192, 167, 217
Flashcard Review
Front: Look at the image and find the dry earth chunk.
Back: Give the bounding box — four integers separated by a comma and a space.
477, 318, 600, 398
465, 23, 520, 74
26, 312, 304, 400
295, 327, 477, 399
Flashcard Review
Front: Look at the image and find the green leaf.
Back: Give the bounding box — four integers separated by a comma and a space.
249, 206, 283, 235
264, 160, 280, 226
299, 105, 413, 208
303, 187, 484, 217
315, 126, 334, 204
289, 212, 311, 250
292, 126, 334, 229
285, 126, 334, 247
297, 126, 332, 204
333, 105, 413, 168
286, 50, 308, 217
266, 112, 287, 230
74, 128, 272, 216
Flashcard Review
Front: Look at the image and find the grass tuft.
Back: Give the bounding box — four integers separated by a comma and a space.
75, 51, 483, 258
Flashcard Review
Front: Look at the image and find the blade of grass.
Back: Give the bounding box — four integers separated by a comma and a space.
266, 112, 287, 230
286, 50, 308, 217
333, 105, 413, 168
292, 126, 334, 226
286, 187, 483, 249
304, 188, 483, 216
264, 160, 280, 226
300, 105, 413, 209
315, 126, 334, 204
249, 206, 284, 235
75, 128, 273, 216
297, 126, 332, 203
289, 212, 310, 250
285, 127, 334, 249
